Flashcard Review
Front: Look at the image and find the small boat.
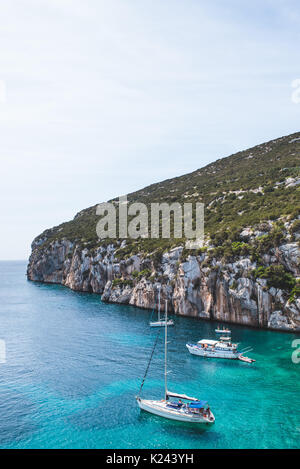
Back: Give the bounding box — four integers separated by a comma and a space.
149, 285, 174, 327
215, 325, 231, 335
137, 301, 215, 425
186, 338, 239, 359
238, 354, 256, 363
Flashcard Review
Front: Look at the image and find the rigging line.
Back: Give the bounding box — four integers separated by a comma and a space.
149, 308, 155, 322
137, 329, 161, 398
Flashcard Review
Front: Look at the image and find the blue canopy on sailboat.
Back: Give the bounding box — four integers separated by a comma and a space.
189, 400, 208, 408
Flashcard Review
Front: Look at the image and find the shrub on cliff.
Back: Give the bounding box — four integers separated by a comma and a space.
254, 226, 285, 255
253, 264, 296, 292
290, 220, 300, 238
150, 248, 164, 267
231, 241, 251, 256
289, 282, 300, 303
112, 278, 122, 287
137, 269, 152, 279
112, 278, 133, 288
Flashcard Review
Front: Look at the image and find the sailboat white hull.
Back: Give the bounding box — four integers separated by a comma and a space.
136, 398, 215, 424
149, 320, 174, 327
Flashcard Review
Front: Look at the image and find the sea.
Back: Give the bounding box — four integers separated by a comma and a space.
0, 261, 299, 449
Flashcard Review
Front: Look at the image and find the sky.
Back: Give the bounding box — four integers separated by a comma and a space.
0, 0, 300, 260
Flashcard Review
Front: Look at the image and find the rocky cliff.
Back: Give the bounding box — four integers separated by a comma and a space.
27, 132, 300, 331
27, 218, 300, 331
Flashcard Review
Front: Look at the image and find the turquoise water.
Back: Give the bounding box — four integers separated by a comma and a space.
0, 261, 299, 449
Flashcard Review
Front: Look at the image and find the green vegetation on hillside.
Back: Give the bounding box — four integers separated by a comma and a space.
33, 131, 300, 257
253, 264, 296, 292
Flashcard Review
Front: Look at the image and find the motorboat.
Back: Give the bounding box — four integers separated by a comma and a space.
186, 336, 255, 363
186, 338, 239, 359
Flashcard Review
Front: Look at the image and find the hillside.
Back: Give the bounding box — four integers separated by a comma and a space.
32, 131, 300, 254
27, 131, 300, 331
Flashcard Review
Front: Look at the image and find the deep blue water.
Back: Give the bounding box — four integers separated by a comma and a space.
0, 261, 299, 449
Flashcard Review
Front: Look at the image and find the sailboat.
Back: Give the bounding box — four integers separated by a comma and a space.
137, 300, 215, 425
149, 285, 174, 327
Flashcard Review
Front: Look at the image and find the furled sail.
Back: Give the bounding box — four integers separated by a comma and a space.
166, 391, 198, 401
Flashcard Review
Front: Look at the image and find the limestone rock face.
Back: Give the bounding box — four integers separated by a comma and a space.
27, 229, 300, 332
276, 243, 300, 276
27, 239, 74, 284
268, 310, 295, 330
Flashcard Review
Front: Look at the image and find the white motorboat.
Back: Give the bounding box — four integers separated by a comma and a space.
187, 335, 255, 362
149, 285, 174, 327
137, 301, 215, 425
186, 338, 239, 359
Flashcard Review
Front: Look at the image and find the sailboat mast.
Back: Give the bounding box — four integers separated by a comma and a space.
164, 299, 168, 400
158, 285, 161, 322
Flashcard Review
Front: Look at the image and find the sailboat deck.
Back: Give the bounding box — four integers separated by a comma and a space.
138, 398, 214, 423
